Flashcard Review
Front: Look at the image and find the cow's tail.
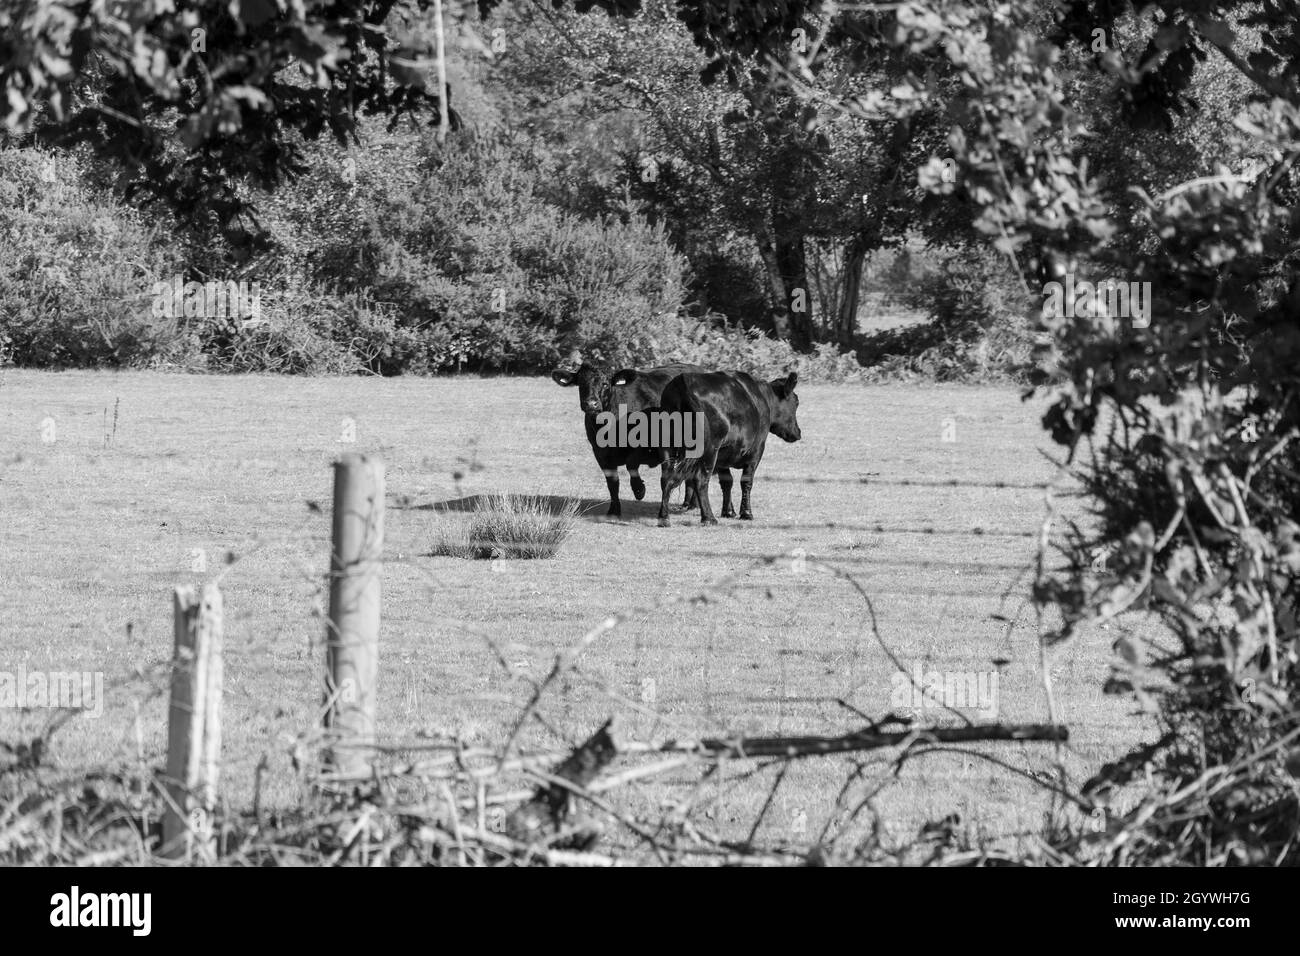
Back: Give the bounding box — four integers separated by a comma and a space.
661, 387, 704, 491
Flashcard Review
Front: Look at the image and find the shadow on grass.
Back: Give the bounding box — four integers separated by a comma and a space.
396, 493, 680, 522
851, 319, 951, 368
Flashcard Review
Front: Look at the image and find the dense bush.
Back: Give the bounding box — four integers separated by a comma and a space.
677, 235, 771, 331
0, 135, 696, 375
195, 276, 408, 375
257, 133, 691, 374
1, 137, 1007, 385
650, 314, 869, 383
888, 1, 1300, 865
852, 246, 1035, 382
0, 146, 426, 373
0, 147, 188, 368
1, 131, 997, 384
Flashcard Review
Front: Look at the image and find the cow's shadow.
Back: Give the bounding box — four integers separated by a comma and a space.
396, 493, 677, 522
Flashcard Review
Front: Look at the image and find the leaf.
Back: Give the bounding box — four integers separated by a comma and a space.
7, 86, 27, 120
179, 110, 214, 150
1103, 675, 1133, 695
1115, 636, 1139, 665
288, 23, 332, 61
1150, 576, 1183, 607
1285, 749, 1300, 780
993, 234, 1027, 255
1154, 23, 1189, 52
226, 85, 269, 109
232, 0, 280, 27
1196, 18, 1234, 48
1247, 50, 1278, 76
700, 59, 726, 86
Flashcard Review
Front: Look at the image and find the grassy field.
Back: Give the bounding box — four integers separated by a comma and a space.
0, 369, 1147, 857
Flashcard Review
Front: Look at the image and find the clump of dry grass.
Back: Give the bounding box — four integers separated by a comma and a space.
429, 493, 580, 560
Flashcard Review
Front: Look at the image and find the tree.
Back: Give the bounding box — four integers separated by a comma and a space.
585, 0, 1300, 859
1, 0, 496, 240
885, 1, 1300, 861
491, 2, 938, 348
0, 0, 816, 241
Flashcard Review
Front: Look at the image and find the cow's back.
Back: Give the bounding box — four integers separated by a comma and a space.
613, 363, 703, 416
589, 363, 704, 468
662, 371, 771, 460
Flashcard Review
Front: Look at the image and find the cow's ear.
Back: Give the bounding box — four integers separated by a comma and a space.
611, 368, 638, 387
552, 369, 576, 387
771, 370, 797, 397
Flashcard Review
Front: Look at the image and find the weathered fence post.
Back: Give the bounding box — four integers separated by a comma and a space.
162, 582, 223, 861
323, 453, 384, 781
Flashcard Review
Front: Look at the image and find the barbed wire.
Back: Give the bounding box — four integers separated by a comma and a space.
2, 420, 1097, 863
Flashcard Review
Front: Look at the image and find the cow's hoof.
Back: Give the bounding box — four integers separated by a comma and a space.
739, 512, 753, 521
701, 516, 718, 526
721, 507, 736, 518
658, 517, 671, 528
631, 479, 646, 500
607, 507, 621, 518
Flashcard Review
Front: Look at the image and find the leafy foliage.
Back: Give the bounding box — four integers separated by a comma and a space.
2, 0, 464, 237
874, 0, 1300, 863
0, 147, 188, 367
337, 132, 689, 372
650, 313, 868, 383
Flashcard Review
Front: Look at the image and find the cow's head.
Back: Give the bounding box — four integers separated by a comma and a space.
552, 363, 611, 414
768, 372, 802, 442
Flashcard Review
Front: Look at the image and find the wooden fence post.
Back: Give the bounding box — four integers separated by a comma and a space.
162, 582, 223, 861
323, 453, 384, 781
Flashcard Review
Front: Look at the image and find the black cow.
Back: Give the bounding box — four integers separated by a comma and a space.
650, 370, 802, 526
552, 362, 704, 516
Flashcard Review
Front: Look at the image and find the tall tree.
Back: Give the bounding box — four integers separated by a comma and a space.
491, 1, 931, 347
1, 0, 502, 240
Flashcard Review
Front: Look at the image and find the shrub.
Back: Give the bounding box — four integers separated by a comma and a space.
855, 246, 1035, 382
911, 245, 1029, 334
685, 240, 770, 329
196, 273, 416, 375
647, 314, 870, 383
0, 143, 446, 375
0, 147, 190, 368
261, 133, 689, 374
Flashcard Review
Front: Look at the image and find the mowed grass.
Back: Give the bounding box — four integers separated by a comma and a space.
0, 370, 1146, 855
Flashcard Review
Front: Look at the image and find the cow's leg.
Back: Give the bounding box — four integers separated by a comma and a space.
682, 479, 698, 510
739, 462, 756, 520
695, 454, 719, 525
603, 467, 621, 517
718, 468, 735, 518
629, 466, 646, 501
658, 462, 678, 527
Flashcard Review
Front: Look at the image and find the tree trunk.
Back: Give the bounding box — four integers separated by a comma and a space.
756, 229, 813, 350
767, 169, 813, 351
756, 235, 794, 342
837, 235, 867, 348
808, 242, 840, 340
774, 228, 812, 350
